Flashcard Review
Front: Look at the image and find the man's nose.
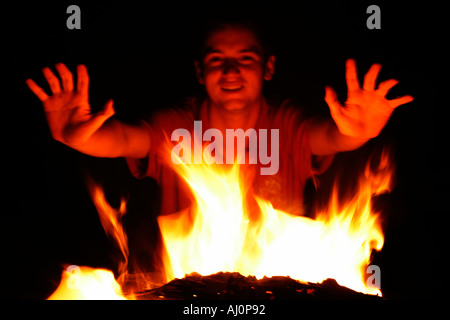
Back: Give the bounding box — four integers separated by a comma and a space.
222, 59, 240, 75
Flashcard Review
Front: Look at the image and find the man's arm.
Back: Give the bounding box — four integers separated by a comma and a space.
70, 118, 150, 159
309, 59, 414, 156
26, 63, 150, 159
308, 118, 368, 156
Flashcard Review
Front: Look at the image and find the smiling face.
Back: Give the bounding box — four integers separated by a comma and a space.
195, 26, 275, 113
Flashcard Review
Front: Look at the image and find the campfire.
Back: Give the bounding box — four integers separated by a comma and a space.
47, 144, 393, 300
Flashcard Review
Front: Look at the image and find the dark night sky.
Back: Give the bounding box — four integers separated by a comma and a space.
4, 1, 446, 300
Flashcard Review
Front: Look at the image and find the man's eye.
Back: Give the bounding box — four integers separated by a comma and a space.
240, 56, 256, 64
207, 57, 223, 65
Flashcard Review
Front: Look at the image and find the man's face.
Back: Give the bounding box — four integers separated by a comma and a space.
196, 27, 275, 112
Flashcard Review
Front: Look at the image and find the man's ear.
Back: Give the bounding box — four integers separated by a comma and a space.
194, 60, 205, 84
264, 55, 276, 81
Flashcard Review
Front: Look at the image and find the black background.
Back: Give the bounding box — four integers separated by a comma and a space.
4, 1, 446, 301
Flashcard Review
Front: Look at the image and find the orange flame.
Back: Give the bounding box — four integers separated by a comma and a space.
48, 146, 393, 299
158, 146, 393, 296
47, 180, 133, 300
87, 181, 129, 286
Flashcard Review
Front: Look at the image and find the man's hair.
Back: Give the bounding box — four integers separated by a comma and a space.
195, 18, 274, 64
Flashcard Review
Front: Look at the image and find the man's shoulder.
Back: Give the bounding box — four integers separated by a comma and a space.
146, 97, 201, 127
266, 98, 307, 123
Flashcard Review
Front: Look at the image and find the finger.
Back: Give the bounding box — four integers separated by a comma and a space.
76, 64, 89, 97
42, 67, 62, 94
376, 79, 399, 96
325, 86, 344, 120
55, 63, 74, 92
363, 63, 382, 91
388, 95, 414, 109
25, 78, 49, 101
345, 59, 360, 91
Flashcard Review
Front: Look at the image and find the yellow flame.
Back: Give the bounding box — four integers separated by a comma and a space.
158, 146, 392, 296
158, 163, 249, 280
47, 182, 133, 300
47, 146, 392, 299
47, 266, 127, 300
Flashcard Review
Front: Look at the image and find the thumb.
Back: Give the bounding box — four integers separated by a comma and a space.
324, 86, 343, 120
102, 99, 115, 118
78, 99, 115, 138
91, 99, 115, 123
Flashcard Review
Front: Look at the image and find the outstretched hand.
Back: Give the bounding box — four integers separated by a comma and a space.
325, 59, 414, 139
26, 63, 115, 146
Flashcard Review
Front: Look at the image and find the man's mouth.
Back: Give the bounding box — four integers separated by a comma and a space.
221, 84, 244, 92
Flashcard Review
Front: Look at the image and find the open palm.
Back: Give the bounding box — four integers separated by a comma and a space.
325, 59, 414, 139
26, 63, 114, 146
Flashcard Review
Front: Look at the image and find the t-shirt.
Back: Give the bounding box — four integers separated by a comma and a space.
126, 97, 333, 217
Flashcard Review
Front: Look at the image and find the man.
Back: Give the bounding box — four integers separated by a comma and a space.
26, 21, 413, 216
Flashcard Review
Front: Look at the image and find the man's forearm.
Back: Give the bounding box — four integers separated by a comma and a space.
309, 119, 369, 156
68, 119, 149, 159
66, 119, 126, 157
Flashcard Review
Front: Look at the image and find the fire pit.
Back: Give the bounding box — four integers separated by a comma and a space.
131, 272, 381, 300
47, 146, 392, 300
